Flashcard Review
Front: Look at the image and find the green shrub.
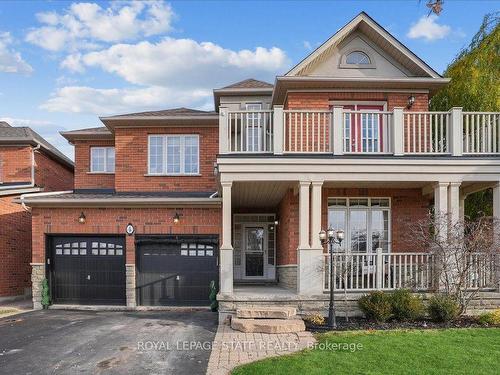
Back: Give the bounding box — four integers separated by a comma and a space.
427, 294, 460, 322
390, 289, 425, 321
358, 291, 392, 322
477, 309, 500, 326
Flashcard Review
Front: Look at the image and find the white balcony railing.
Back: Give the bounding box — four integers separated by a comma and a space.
463, 112, 500, 154
323, 249, 498, 292
226, 110, 273, 153
219, 107, 500, 156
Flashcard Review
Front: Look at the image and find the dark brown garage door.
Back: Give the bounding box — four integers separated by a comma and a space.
136, 235, 219, 306
49, 236, 126, 305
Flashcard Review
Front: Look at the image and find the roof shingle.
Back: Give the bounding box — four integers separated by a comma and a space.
221, 78, 273, 89
104, 107, 217, 119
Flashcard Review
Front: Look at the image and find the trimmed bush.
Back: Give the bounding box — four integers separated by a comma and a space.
303, 314, 326, 326
427, 294, 460, 322
390, 289, 425, 321
358, 291, 392, 322
478, 309, 500, 326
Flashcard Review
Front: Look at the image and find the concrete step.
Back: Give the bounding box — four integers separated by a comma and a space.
236, 306, 297, 319
231, 317, 305, 334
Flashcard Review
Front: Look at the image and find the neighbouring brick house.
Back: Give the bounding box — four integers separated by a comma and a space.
22, 13, 499, 314
0, 121, 73, 300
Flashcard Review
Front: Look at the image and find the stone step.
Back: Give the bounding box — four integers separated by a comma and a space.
236, 306, 297, 319
231, 317, 305, 334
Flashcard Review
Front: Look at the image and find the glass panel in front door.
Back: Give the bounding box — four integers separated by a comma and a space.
245, 227, 264, 277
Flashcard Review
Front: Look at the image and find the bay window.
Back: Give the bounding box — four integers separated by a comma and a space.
148, 135, 199, 175
328, 197, 391, 253
90, 147, 115, 173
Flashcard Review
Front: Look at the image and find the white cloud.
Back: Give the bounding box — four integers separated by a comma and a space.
407, 15, 451, 41
63, 37, 289, 88
303, 41, 312, 50
40, 85, 213, 115
0, 32, 33, 74
26, 1, 174, 51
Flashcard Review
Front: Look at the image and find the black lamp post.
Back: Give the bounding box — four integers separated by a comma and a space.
319, 227, 344, 329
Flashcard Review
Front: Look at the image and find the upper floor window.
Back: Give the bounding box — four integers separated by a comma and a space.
90, 147, 115, 173
345, 51, 371, 65
148, 135, 199, 175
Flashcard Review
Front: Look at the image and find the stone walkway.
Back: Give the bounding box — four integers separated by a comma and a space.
206, 320, 316, 375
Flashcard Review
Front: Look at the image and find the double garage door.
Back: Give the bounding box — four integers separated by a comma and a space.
49, 235, 218, 306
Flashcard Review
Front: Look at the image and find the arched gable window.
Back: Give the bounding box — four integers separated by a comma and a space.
345, 51, 371, 65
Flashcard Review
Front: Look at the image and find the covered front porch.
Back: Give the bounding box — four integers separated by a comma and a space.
216, 169, 500, 314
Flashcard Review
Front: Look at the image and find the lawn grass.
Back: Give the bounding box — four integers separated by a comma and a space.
232, 328, 500, 375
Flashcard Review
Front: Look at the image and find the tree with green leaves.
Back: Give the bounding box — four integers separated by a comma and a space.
430, 13, 499, 219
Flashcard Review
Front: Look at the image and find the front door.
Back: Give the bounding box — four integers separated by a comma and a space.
243, 225, 266, 278
343, 104, 385, 153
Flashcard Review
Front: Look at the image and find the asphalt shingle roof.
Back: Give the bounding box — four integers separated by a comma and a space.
104, 107, 217, 119
221, 78, 273, 89
0, 122, 73, 167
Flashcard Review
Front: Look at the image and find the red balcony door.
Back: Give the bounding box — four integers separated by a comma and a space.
342, 104, 385, 152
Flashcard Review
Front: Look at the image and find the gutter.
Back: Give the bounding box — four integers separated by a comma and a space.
20, 190, 73, 212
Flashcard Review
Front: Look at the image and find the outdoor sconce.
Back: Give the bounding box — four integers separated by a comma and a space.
407, 95, 416, 108
173, 212, 181, 224
78, 212, 86, 224
213, 163, 219, 176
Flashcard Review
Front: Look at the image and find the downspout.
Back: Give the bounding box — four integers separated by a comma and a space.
30, 143, 41, 188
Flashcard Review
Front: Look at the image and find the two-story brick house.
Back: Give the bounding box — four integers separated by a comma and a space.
23, 13, 500, 313
0, 121, 73, 301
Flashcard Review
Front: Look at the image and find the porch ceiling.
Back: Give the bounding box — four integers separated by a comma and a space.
232, 181, 292, 209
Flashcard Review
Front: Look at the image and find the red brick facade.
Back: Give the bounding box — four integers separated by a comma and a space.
0, 146, 73, 297
0, 146, 32, 183
0, 196, 32, 296
74, 140, 115, 190
276, 187, 431, 266
31, 207, 222, 264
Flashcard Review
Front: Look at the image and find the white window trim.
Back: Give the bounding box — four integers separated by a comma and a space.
90, 147, 115, 173
339, 48, 376, 69
327, 197, 392, 253
147, 134, 200, 176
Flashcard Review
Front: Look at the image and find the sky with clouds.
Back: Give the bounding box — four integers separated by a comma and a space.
0, 0, 497, 159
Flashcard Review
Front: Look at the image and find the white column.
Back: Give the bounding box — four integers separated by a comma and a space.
219, 107, 229, 154
298, 181, 310, 249
459, 194, 466, 222
448, 182, 461, 226
273, 105, 284, 155
493, 183, 500, 290
332, 106, 344, 155
434, 182, 449, 236
219, 181, 233, 294
449, 107, 463, 157
310, 181, 323, 249
392, 107, 404, 156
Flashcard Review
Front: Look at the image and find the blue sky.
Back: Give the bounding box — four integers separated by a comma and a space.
0, 0, 498, 159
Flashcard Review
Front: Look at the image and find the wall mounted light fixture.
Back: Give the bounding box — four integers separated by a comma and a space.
78, 212, 86, 224
173, 212, 181, 224
407, 95, 416, 108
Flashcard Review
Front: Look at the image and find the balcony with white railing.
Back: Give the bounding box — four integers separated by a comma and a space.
219, 107, 500, 157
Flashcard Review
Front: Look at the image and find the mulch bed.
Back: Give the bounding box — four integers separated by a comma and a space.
306, 317, 499, 332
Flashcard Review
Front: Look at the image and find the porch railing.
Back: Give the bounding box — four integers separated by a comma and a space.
323, 249, 498, 292
219, 107, 500, 156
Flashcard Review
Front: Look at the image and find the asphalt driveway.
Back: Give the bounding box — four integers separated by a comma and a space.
0, 309, 217, 375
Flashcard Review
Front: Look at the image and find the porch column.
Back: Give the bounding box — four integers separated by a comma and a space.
459, 194, 466, 222
434, 182, 449, 291
297, 181, 323, 295
493, 182, 500, 290
434, 182, 449, 236
448, 182, 461, 227
220, 181, 233, 294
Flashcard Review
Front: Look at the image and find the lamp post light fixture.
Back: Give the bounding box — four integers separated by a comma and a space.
319, 227, 344, 329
